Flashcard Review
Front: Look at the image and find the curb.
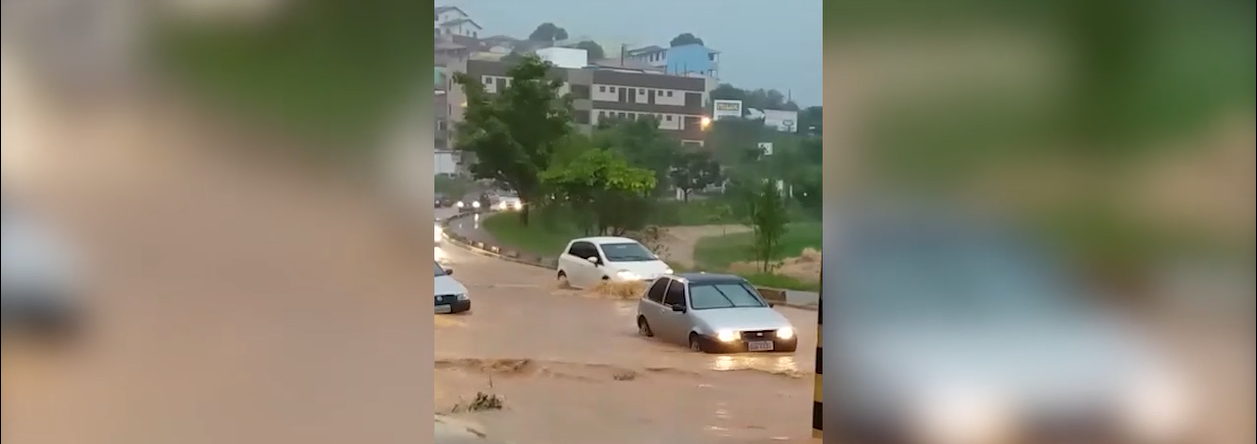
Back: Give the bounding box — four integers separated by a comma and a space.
439, 212, 818, 312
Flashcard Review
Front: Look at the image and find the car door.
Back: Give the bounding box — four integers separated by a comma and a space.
656, 279, 690, 344
569, 241, 600, 288
559, 241, 580, 282
639, 278, 670, 333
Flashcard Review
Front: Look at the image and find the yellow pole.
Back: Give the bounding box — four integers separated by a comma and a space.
812, 271, 823, 439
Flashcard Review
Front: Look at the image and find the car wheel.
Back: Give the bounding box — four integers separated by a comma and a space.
556, 271, 572, 289
637, 316, 654, 337
688, 333, 707, 353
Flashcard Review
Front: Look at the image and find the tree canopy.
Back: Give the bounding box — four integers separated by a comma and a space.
669, 33, 704, 47
542, 149, 657, 236
572, 40, 606, 60
528, 22, 569, 43
710, 83, 800, 111
452, 55, 572, 225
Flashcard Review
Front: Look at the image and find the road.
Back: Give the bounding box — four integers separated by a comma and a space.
435, 208, 821, 444
443, 211, 823, 308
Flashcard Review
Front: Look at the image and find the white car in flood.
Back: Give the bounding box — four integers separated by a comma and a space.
556, 236, 672, 289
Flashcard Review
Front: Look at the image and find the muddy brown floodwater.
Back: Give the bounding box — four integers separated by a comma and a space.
433, 238, 821, 444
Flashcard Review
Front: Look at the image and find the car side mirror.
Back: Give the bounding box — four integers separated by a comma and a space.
670, 304, 687, 313
444, 268, 454, 276
586, 256, 600, 266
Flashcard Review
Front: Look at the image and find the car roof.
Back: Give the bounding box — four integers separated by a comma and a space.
571, 236, 639, 245
672, 272, 748, 285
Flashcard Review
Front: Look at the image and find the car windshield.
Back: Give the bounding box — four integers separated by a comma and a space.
599, 242, 656, 262
433, 262, 447, 277
838, 229, 1081, 318
689, 283, 768, 310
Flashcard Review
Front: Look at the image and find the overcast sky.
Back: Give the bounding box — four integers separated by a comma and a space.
442, 0, 823, 106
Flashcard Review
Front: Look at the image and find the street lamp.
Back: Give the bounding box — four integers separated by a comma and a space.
700, 116, 712, 130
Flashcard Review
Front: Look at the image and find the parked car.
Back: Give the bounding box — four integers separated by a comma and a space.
556, 236, 672, 289
826, 213, 1197, 444
636, 273, 796, 353
1, 200, 83, 339
433, 262, 470, 314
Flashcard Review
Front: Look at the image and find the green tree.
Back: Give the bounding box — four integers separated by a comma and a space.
669, 151, 722, 201
669, 33, 704, 47
709, 84, 799, 111
542, 149, 657, 236
528, 22, 569, 44
453, 55, 572, 226
572, 40, 606, 60
798, 106, 823, 135
745, 180, 790, 272
592, 117, 680, 196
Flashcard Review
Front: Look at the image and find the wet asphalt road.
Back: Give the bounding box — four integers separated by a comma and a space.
434, 208, 821, 443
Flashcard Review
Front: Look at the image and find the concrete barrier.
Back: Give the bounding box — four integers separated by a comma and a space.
440, 213, 813, 310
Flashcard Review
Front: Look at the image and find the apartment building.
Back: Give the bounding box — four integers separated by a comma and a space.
447, 58, 709, 146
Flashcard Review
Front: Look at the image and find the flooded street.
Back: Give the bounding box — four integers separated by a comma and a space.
433, 218, 821, 443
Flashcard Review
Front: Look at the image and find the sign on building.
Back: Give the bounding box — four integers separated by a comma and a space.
757, 142, 774, 156
712, 99, 744, 120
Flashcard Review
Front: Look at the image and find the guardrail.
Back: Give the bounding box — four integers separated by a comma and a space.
439, 212, 811, 310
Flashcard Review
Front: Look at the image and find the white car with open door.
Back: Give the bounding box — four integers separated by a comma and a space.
555, 237, 672, 289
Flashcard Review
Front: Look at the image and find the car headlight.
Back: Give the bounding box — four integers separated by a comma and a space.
455, 201, 465, 208
775, 327, 795, 340
471, 201, 481, 208
715, 330, 738, 342
615, 270, 639, 280
911, 386, 1014, 444
1120, 370, 1193, 443
455, 293, 469, 301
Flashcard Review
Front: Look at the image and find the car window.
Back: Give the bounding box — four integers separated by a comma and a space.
567, 242, 589, 258
433, 262, 447, 277
645, 279, 668, 303
689, 283, 768, 310
662, 280, 686, 306
599, 242, 656, 262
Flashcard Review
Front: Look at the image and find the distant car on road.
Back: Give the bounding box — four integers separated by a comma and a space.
636, 273, 797, 353
556, 236, 672, 289
455, 193, 489, 214
493, 194, 523, 212
1, 200, 83, 340
435, 193, 454, 208
433, 262, 470, 314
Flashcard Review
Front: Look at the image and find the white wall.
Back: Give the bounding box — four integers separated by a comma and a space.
535, 47, 588, 69
434, 151, 458, 176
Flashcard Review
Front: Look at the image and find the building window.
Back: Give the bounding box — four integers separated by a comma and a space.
665, 115, 673, 121
599, 85, 606, 92
618, 112, 627, 119
482, 76, 491, 85
708, 53, 716, 61
638, 88, 645, 95
570, 84, 591, 100
574, 110, 591, 124
472, 31, 478, 37
599, 111, 606, 118
666, 91, 673, 97
608, 86, 616, 93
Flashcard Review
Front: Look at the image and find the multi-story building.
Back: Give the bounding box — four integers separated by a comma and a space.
445, 54, 710, 147
625, 43, 721, 80
434, 6, 482, 38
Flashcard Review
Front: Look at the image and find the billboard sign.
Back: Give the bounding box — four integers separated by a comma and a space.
712, 100, 744, 120
763, 109, 799, 133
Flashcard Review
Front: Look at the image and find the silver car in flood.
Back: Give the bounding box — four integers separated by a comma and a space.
636, 273, 797, 353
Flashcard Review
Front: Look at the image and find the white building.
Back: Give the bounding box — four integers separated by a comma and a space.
433, 6, 482, 38
535, 47, 588, 69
